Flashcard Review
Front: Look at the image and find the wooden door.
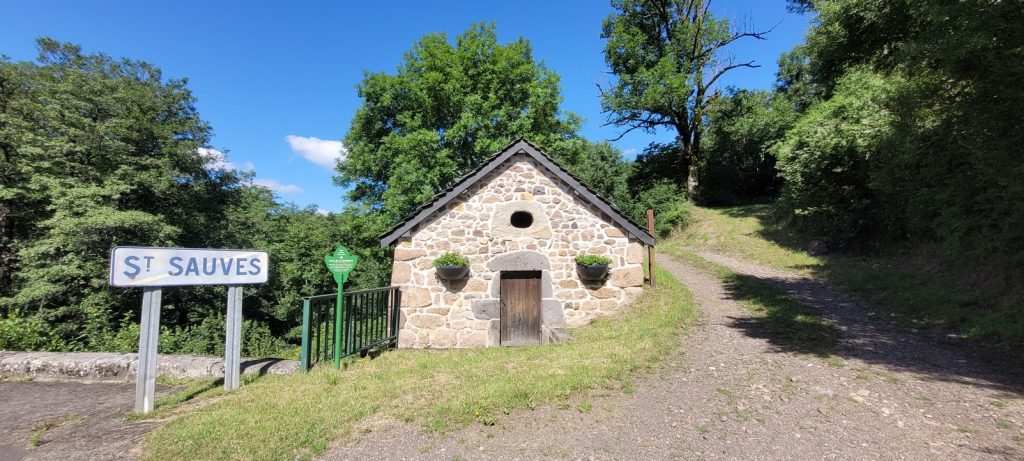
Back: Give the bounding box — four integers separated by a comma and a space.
500, 271, 542, 346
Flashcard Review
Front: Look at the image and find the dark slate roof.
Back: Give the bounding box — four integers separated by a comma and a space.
379, 139, 656, 247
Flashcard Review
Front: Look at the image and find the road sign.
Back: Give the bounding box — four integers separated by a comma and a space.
109, 246, 269, 413
109, 247, 268, 287
324, 246, 358, 369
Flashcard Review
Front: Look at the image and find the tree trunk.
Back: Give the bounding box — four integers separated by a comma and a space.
679, 135, 700, 199
686, 162, 699, 198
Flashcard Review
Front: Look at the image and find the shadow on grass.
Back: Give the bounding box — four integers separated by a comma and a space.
721, 272, 841, 357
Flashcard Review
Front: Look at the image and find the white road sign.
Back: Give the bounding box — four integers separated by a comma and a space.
109, 247, 269, 287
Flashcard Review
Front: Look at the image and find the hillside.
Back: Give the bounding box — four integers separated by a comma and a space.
664, 204, 1024, 351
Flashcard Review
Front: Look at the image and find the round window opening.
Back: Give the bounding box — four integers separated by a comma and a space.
510, 211, 533, 229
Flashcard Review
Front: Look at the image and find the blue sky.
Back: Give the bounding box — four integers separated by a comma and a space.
1, 1, 809, 212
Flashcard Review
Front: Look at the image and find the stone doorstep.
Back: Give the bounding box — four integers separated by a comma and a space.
0, 351, 298, 382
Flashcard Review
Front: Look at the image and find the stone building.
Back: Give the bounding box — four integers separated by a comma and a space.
380, 139, 655, 348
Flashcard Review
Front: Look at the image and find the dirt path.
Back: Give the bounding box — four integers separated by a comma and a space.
326, 252, 1024, 460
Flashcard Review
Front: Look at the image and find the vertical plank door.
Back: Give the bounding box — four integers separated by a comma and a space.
500, 271, 542, 346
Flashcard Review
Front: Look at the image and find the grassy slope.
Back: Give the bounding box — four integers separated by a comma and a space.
668, 204, 1023, 349
144, 267, 697, 460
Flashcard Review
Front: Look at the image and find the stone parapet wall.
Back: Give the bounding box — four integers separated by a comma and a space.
390, 155, 645, 348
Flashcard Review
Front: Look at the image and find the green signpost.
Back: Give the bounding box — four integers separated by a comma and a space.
324, 246, 358, 369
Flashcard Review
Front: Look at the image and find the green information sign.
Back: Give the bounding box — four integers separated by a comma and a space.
325, 246, 359, 284
324, 246, 358, 368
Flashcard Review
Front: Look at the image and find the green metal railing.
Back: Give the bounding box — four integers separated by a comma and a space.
299, 286, 401, 371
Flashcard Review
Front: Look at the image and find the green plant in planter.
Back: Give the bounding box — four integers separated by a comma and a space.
433, 252, 470, 267
575, 254, 612, 266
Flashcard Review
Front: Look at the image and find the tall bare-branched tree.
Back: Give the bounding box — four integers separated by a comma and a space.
600, 0, 771, 198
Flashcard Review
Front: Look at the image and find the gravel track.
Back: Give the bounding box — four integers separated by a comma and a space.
325, 252, 1024, 460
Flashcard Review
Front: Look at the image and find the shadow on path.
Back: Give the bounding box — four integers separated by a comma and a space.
710, 256, 1024, 395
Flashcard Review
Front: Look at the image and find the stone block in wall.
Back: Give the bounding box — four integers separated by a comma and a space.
541, 299, 565, 327
407, 313, 445, 329
471, 299, 500, 319
429, 329, 457, 348
611, 266, 644, 288
458, 330, 487, 348
541, 270, 553, 298
625, 286, 645, 300
391, 263, 412, 284
487, 319, 501, 346
464, 278, 488, 293
606, 228, 626, 238
627, 243, 643, 264
398, 330, 416, 348
589, 287, 619, 299
401, 287, 432, 307
395, 248, 426, 261
486, 250, 550, 271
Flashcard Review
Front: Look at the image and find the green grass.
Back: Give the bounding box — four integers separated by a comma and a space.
670, 204, 819, 273
670, 204, 1024, 350
144, 267, 697, 460
125, 377, 227, 422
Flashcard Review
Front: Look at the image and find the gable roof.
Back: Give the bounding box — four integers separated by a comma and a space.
379, 139, 656, 247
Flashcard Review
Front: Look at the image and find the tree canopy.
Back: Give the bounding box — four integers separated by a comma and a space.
336, 23, 585, 222
600, 0, 769, 198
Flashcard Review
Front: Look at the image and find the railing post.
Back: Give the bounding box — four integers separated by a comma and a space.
391, 287, 402, 343
300, 297, 312, 372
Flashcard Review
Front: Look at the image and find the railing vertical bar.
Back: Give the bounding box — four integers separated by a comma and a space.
300, 298, 311, 372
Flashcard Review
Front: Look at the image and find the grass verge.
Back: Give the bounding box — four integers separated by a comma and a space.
144, 267, 696, 460
671, 204, 1024, 350
124, 377, 227, 422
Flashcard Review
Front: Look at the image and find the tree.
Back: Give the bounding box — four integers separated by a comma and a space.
337, 23, 584, 222
699, 89, 796, 204
600, 0, 770, 199
0, 39, 271, 349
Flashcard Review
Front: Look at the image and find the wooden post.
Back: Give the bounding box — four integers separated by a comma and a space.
646, 209, 656, 287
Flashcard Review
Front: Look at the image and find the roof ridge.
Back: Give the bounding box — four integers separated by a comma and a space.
379, 139, 655, 247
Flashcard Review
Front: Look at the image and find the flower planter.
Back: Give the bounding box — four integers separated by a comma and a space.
576, 263, 609, 281
436, 265, 470, 281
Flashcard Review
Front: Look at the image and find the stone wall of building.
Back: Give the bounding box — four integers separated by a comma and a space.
390, 154, 646, 348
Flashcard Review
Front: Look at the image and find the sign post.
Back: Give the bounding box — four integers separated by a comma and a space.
324, 246, 358, 369
135, 287, 161, 413
110, 247, 269, 412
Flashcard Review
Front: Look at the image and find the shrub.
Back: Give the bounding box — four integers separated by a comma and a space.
575, 254, 612, 266
432, 252, 469, 267
0, 312, 58, 350
774, 68, 897, 245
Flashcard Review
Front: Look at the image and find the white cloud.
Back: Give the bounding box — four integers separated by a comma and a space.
623, 148, 638, 157
253, 178, 303, 195
316, 208, 330, 216
286, 135, 347, 169
198, 147, 254, 172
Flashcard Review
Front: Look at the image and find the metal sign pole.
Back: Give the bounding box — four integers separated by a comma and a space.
333, 277, 344, 369
325, 246, 358, 370
224, 285, 243, 391
135, 287, 161, 413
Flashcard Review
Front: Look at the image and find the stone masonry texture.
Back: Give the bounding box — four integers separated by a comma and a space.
391, 154, 645, 348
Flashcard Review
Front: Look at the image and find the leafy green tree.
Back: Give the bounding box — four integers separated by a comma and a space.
778, 0, 1024, 277
699, 89, 797, 204
600, 0, 770, 199
774, 69, 898, 243
337, 23, 584, 222
0, 39, 250, 346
